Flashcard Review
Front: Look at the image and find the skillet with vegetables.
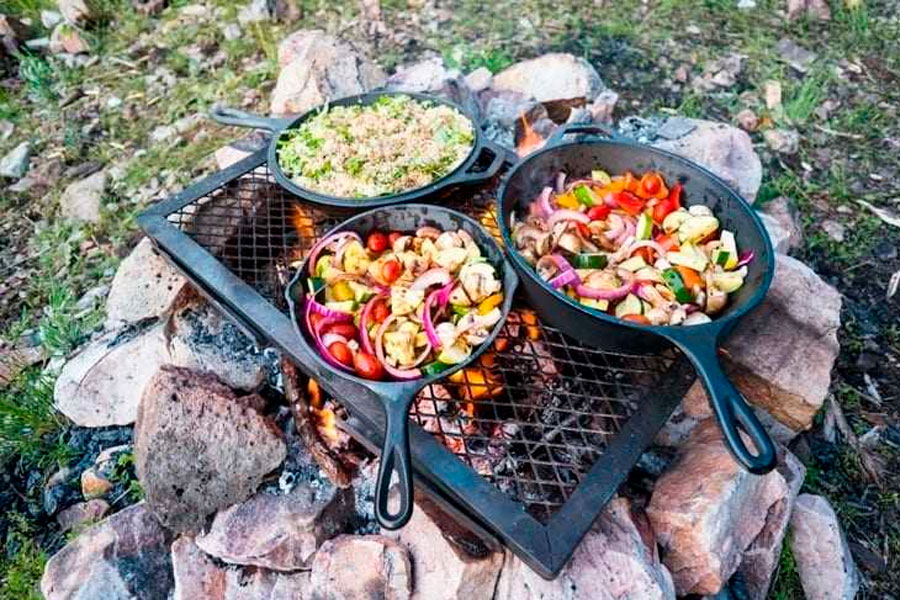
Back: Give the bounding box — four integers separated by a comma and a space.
302, 226, 505, 380
511, 169, 754, 326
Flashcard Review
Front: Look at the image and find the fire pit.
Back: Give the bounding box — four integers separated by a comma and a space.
138, 147, 695, 578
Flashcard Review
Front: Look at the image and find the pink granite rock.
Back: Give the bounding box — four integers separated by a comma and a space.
789, 494, 859, 600
647, 420, 790, 596
495, 498, 675, 600
105, 238, 187, 329
309, 535, 412, 600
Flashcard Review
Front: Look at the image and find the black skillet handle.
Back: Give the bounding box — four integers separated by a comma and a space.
374, 396, 415, 530
209, 106, 294, 133
547, 122, 624, 147
670, 330, 777, 474
448, 138, 508, 187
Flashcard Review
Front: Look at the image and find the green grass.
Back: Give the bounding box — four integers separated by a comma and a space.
0, 368, 71, 469
0, 514, 47, 600
769, 544, 804, 600
782, 70, 829, 126
16, 51, 58, 104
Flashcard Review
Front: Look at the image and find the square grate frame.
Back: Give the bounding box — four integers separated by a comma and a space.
138, 148, 695, 579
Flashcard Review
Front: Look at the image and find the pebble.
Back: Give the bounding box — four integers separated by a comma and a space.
0, 141, 32, 179
0, 120, 13, 141
106, 96, 122, 109
821, 220, 846, 243
41, 9, 63, 28
874, 242, 897, 261
221, 23, 241, 41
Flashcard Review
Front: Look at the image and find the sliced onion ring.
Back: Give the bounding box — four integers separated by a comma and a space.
548, 269, 580, 289
574, 270, 635, 301
423, 281, 454, 348
628, 240, 667, 258
304, 298, 353, 372
538, 186, 554, 217
358, 293, 386, 355
306, 231, 362, 275
736, 249, 755, 268
548, 209, 590, 227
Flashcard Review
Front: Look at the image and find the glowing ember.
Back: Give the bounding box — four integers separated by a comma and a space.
315, 407, 340, 444
516, 113, 546, 157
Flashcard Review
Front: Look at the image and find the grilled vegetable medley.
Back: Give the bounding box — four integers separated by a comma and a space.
277, 95, 474, 199
302, 227, 504, 380
512, 170, 754, 326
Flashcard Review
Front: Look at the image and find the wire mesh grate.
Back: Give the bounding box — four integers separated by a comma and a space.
166, 161, 683, 523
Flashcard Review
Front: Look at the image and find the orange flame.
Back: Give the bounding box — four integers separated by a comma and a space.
316, 407, 340, 444
517, 113, 546, 157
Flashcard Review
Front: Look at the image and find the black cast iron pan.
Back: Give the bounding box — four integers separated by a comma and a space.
210, 91, 505, 211
286, 204, 518, 529
497, 123, 777, 474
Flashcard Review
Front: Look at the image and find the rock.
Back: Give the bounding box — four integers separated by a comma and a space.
764, 80, 782, 110
647, 421, 791, 596
736, 450, 805, 599
214, 145, 253, 169
59, 170, 107, 222
738, 0, 757, 8
822, 219, 846, 242
464, 67, 492, 92
166, 296, 267, 391
656, 116, 697, 141
50, 23, 88, 53
56, 0, 91, 25
692, 53, 745, 92
0, 345, 46, 385
789, 494, 859, 600
492, 53, 605, 103
270, 30, 385, 115
149, 113, 204, 143
238, 0, 269, 25
54, 323, 169, 427
105, 238, 187, 329
41, 503, 175, 600
57, 499, 110, 532
80, 468, 113, 499
776, 38, 817, 73
682, 254, 840, 433
42, 467, 77, 515
0, 119, 13, 140
759, 196, 802, 252
171, 536, 311, 600
195, 483, 354, 571
0, 141, 31, 179
309, 535, 412, 600
385, 57, 476, 114
495, 498, 675, 599
758, 212, 792, 253
653, 119, 762, 202
787, 0, 831, 21
587, 89, 619, 124
41, 9, 63, 27
383, 498, 503, 600
134, 366, 286, 533
735, 108, 759, 131
763, 128, 800, 154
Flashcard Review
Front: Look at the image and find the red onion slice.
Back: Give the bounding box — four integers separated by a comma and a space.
306, 231, 362, 275
423, 281, 454, 348
538, 186, 554, 217
548, 269, 580, 289
374, 314, 422, 380
736, 249, 755, 268
320, 333, 348, 348
555, 172, 567, 193
548, 209, 590, 226
307, 297, 353, 321
304, 299, 353, 372
411, 268, 452, 291
628, 240, 667, 258
574, 271, 635, 301
605, 214, 624, 239
358, 293, 386, 355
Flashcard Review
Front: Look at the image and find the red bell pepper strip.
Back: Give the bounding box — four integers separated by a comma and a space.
614, 191, 646, 215
651, 183, 682, 223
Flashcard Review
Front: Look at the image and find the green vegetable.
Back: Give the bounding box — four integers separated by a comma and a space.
573, 253, 609, 269
451, 304, 471, 317
591, 170, 612, 185
661, 269, 693, 302
636, 212, 653, 240
325, 300, 356, 313
573, 185, 600, 207
421, 361, 452, 376
614, 293, 643, 318
666, 243, 709, 272
315, 256, 332, 278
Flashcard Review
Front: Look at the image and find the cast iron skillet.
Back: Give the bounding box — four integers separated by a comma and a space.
286, 205, 518, 529
497, 123, 777, 474
210, 91, 505, 211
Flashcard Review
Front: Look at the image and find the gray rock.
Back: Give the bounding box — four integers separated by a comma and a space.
0, 119, 13, 141
385, 57, 477, 116
150, 113, 204, 144
41, 9, 63, 27
237, 0, 269, 24
763, 128, 800, 154
789, 494, 859, 600
821, 219, 846, 242
221, 22, 241, 41
166, 296, 267, 391
309, 535, 412, 600
50, 22, 89, 54
195, 483, 354, 571
655, 116, 697, 140
56, 0, 91, 25
270, 30, 385, 115
134, 366, 286, 533
776, 38, 818, 73
787, 0, 831, 21
59, 170, 107, 222
171, 536, 311, 600
464, 67, 493, 92
54, 322, 170, 427
491, 53, 605, 103
759, 196, 802, 252
587, 89, 619, 124
105, 238, 187, 329
495, 498, 675, 599
0, 141, 31, 179
41, 503, 175, 600
57, 499, 110, 532
653, 119, 762, 202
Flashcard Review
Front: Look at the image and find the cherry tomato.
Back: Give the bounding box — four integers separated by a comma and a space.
622, 314, 651, 325
328, 341, 353, 367
371, 299, 390, 323
353, 351, 384, 380
614, 191, 646, 215
326, 322, 358, 339
388, 231, 403, 246
309, 312, 325, 330
654, 233, 680, 252
587, 205, 611, 221
367, 231, 388, 253
576, 222, 591, 239
381, 259, 401, 284
641, 173, 662, 195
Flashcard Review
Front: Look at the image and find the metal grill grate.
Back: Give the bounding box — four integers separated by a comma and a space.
161, 160, 684, 523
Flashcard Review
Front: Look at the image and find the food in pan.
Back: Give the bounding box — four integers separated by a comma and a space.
277, 95, 474, 198
511, 170, 753, 326
302, 226, 504, 380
